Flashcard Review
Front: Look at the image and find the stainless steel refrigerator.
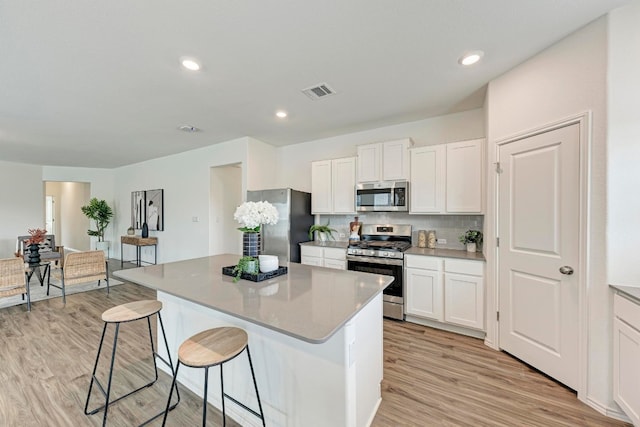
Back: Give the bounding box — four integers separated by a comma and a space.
246, 188, 313, 264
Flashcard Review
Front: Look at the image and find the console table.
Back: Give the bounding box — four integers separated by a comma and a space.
120, 236, 158, 267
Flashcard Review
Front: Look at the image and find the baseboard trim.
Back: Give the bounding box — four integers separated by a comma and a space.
405, 316, 486, 339
584, 396, 631, 423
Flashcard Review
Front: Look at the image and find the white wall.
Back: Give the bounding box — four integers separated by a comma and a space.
608, 0, 640, 286
275, 109, 485, 191
0, 160, 44, 257
247, 137, 278, 191
486, 17, 612, 412
114, 137, 252, 262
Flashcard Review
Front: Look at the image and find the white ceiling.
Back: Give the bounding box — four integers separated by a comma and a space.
0, 0, 627, 168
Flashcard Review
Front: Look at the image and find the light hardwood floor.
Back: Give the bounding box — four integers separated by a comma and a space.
0, 276, 630, 426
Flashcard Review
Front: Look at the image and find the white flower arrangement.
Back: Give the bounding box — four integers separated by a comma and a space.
234, 201, 279, 233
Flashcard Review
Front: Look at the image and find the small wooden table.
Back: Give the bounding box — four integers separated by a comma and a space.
120, 236, 158, 268
25, 261, 51, 287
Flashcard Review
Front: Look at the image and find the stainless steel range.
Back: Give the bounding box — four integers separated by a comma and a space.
346, 224, 411, 320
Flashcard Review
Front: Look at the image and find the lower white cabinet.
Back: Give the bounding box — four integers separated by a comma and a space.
613, 293, 640, 425
405, 254, 485, 332
301, 245, 347, 270
405, 255, 443, 321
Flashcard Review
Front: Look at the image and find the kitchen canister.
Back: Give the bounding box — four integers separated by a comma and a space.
427, 230, 436, 249
417, 230, 427, 248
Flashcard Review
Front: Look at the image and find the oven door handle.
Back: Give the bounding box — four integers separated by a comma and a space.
346, 255, 404, 266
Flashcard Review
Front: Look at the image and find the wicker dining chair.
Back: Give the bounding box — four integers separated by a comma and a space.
51, 251, 109, 304
0, 257, 31, 311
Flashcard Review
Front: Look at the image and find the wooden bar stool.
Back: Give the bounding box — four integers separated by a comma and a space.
84, 300, 180, 426
161, 327, 266, 427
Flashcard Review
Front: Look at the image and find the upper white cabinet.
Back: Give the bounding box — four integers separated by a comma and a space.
357, 138, 413, 183
311, 157, 356, 214
410, 138, 484, 214
410, 145, 445, 213
446, 139, 483, 213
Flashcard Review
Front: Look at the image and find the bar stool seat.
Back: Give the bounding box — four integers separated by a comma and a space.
102, 300, 162, 323
162, 327, 266, 426
179, 327, 248, 367
85, 300, 180, 426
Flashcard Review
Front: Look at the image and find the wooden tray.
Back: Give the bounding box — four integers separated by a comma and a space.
222, 265, 288, 282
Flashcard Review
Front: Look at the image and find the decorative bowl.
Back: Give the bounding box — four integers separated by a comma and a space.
258, 255, 279, 273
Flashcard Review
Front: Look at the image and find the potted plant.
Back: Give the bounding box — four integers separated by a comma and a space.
459, 229, 483, 252
308, 221, 337, 242
24, 227, 47, 265
81, 198, 114, 254
232, 256, 259, 282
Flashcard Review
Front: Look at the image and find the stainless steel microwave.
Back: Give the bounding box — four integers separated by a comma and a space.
356, 181, 409, 212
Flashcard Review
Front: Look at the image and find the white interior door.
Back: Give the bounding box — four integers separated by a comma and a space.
498, 123, 580, 390
45, 196, 56, 235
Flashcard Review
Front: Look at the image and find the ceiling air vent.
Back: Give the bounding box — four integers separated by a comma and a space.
301, 83, 337, 100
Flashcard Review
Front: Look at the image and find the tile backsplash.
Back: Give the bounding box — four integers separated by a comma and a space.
317, 213, 484, 250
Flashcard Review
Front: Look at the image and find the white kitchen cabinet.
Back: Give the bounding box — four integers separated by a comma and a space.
332, 157, 357, 214
446, 139, 483, 213
356, 144, 381, 182
301, 245, 347, 270
405, 255, 443, 320
409, 138, 484, 214
405, 254, 485, 334
410, 144, 445, 213
613, 293, 640, 426
357, 138, 412, 183
311, 157, 356, 214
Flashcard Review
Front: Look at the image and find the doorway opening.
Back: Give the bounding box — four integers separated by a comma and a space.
44, 181, 91, 252
209, 164, 243, 256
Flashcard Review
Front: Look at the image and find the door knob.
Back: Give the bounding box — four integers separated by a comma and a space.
559, 266, 574, 275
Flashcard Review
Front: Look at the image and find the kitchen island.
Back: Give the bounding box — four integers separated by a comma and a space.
114, 254, 392, 427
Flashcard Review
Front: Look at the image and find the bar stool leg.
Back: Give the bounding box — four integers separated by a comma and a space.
220, 364, 226, 427
157, 312, 180, 403
161, 362, 181, 427
102, 323, 121, 427
84, 323, 108, 415
146, 316, 159, 382
203, 366, 209, 427
246, 345, 266, 427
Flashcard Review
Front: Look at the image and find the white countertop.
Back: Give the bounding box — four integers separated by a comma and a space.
610, 284, 640, 304
405, 247, 486, 261
300, 240, 349, 249
114, 254, 392, 344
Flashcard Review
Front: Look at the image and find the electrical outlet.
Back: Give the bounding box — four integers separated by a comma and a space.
339, 233, 346, 238
437, 238, 447, 244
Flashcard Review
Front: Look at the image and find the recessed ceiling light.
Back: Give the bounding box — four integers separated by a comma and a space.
180, 57, 201, 71
275, 111, 288, 118
459, 51, 484, 66
178, 125, 200, 132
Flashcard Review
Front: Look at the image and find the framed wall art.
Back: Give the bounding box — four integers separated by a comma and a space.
145, 189, 164, 231
131, 189, 164, 231
131, 190, 146, 229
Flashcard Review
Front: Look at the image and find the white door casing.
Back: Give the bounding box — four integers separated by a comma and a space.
498, 123, 580, 390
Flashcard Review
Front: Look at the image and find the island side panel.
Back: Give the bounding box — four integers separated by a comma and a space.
156, 291, 383, 427
355, 295, 384, 427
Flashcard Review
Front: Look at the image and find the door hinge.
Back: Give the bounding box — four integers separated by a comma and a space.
495, 162, 502, 174
496, 237, 500, 247
497, 311, 500, 321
